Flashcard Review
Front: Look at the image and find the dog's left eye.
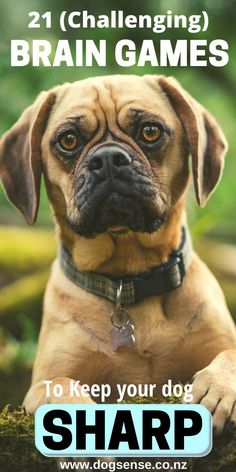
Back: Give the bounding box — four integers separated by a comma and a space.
59, 132, 79, 151
141, 125, 161, 143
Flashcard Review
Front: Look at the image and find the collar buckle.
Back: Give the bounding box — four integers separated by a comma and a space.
132, 249, 186, 303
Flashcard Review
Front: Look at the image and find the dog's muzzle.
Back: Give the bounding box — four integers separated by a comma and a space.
69, 144, 165, 237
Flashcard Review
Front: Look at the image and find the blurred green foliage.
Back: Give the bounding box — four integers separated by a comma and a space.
0, 227, 55, 277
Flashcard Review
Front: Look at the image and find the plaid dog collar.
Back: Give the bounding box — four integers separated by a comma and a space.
59, 227, 192, 305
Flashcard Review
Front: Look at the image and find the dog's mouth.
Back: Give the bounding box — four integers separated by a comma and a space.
67, 181, 166, 238
108, 226, 130, 235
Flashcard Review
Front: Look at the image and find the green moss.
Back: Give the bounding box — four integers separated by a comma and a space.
0, 406, 57, 472
195, 431, 236, 471
124, 394, 181, 404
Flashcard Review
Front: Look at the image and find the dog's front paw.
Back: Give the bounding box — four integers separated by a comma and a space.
190, 350, 236, 435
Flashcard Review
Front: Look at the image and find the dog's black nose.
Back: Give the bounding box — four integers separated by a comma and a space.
88, 145, 131, 178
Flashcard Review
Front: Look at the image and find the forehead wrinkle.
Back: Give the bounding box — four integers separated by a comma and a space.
92, 84, 107, 128
51, 81, 101, 121
92, 82, 134, 149
49, 84, 107, 139
94, 83, 136, 149
73, 88, 108, 174
98, 87, 151, 162
95, 82, 117, 130
118, 105, 161, 124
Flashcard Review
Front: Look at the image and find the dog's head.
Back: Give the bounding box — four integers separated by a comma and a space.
0, 75, 227, 239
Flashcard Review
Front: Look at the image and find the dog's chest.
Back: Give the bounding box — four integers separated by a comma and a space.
51, 272, 189, 385
80, 298, 187, 386
82, 323, 187, 393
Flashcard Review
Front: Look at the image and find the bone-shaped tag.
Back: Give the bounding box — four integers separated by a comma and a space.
110, 323, 135, 351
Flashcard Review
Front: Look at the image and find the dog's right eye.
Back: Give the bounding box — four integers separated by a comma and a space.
59, 132, 79, 151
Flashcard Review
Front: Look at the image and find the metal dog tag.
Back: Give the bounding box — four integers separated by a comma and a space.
110, 280, 136, 351
110, 323, 135, 351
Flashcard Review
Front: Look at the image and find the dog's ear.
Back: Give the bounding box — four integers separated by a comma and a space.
157, 76, 228, 207
0, 91, 56, 224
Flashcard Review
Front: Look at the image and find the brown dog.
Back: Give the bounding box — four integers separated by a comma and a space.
0, 75, 236, 434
